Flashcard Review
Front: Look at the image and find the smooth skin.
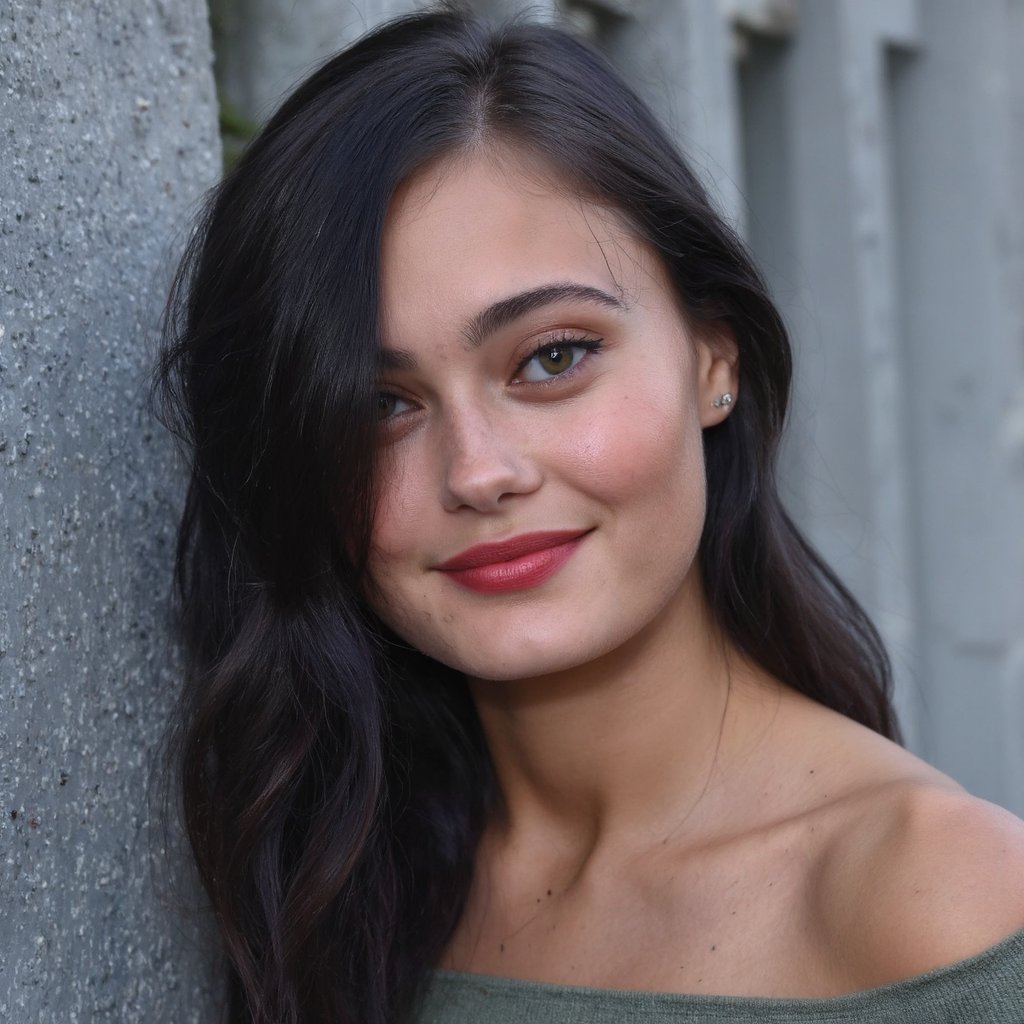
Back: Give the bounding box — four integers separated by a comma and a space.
369, 147, 1024, 998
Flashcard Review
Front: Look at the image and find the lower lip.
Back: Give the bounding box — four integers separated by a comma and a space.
439, 536, 586, 594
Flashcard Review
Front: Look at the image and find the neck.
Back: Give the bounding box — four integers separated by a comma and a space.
468, 582, 750, 859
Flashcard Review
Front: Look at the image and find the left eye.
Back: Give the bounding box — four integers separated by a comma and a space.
515, 341, 598, 383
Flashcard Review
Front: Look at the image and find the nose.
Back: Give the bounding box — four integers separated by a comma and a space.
440, 404, 542, 513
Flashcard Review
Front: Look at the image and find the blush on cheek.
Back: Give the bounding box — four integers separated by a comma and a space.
571, 391, 704, 505
579, 389, 707, 593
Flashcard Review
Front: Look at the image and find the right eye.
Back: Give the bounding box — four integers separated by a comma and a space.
376, 392, 412, 420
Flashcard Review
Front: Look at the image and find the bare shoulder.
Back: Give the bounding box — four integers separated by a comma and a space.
814, 752, 1024, 986
744, 687, 1024, 987
724, 679, 1024, 991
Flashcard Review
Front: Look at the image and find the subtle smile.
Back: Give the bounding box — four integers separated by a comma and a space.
435, 530, 591, 594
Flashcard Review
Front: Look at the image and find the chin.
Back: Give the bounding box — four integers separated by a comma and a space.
459, 650, 592, 683
408, 617, 634, 684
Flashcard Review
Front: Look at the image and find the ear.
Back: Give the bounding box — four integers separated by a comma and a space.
695, 325, 739, 428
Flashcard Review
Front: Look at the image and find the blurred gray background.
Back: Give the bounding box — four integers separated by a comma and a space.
3, 0, 1022, 1019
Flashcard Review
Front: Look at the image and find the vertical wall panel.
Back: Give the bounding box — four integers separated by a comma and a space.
885, 0, 1024, 812
734, 0, 1023, 809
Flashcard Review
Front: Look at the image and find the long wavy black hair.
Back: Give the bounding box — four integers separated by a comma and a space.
156, 9, 898, 1024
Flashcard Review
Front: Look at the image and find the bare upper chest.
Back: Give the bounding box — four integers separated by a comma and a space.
441, 817, 851, 997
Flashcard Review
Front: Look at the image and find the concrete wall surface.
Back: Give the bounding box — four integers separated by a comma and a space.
1, 1, 221, 1020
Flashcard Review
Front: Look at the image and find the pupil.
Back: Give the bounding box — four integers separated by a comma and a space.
377, 394, 395, 418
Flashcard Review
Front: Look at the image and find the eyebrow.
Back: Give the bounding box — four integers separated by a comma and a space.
463, 282, 625, 347
378, 282, 625, 371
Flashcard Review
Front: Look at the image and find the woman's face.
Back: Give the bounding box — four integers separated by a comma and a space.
368, 150, 736, 680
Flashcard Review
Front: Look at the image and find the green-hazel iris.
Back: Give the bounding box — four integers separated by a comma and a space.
538, 345, 572, 375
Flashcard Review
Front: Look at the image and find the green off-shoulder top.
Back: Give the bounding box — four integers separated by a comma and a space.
416, 927, 1024, 1023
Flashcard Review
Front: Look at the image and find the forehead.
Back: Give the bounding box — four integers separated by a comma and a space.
378, 149, 663, 342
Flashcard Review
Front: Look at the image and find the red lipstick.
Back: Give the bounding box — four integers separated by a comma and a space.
435, 530, 589, 594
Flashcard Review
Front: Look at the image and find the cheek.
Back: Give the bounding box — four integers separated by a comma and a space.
369, 449, 430, 563
573, 381, 706, 513
365, 457, 432, 627
573, 379, 708, 596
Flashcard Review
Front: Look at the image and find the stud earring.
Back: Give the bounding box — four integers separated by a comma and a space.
711, 392, 734, 409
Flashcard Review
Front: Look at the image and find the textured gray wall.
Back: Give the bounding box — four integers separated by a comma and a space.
1, 1, 221, 1019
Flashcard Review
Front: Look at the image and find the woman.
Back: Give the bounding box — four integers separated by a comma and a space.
157, 10, 1024, 1024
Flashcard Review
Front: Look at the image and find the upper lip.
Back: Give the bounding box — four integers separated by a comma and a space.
435, 530, 591, 571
